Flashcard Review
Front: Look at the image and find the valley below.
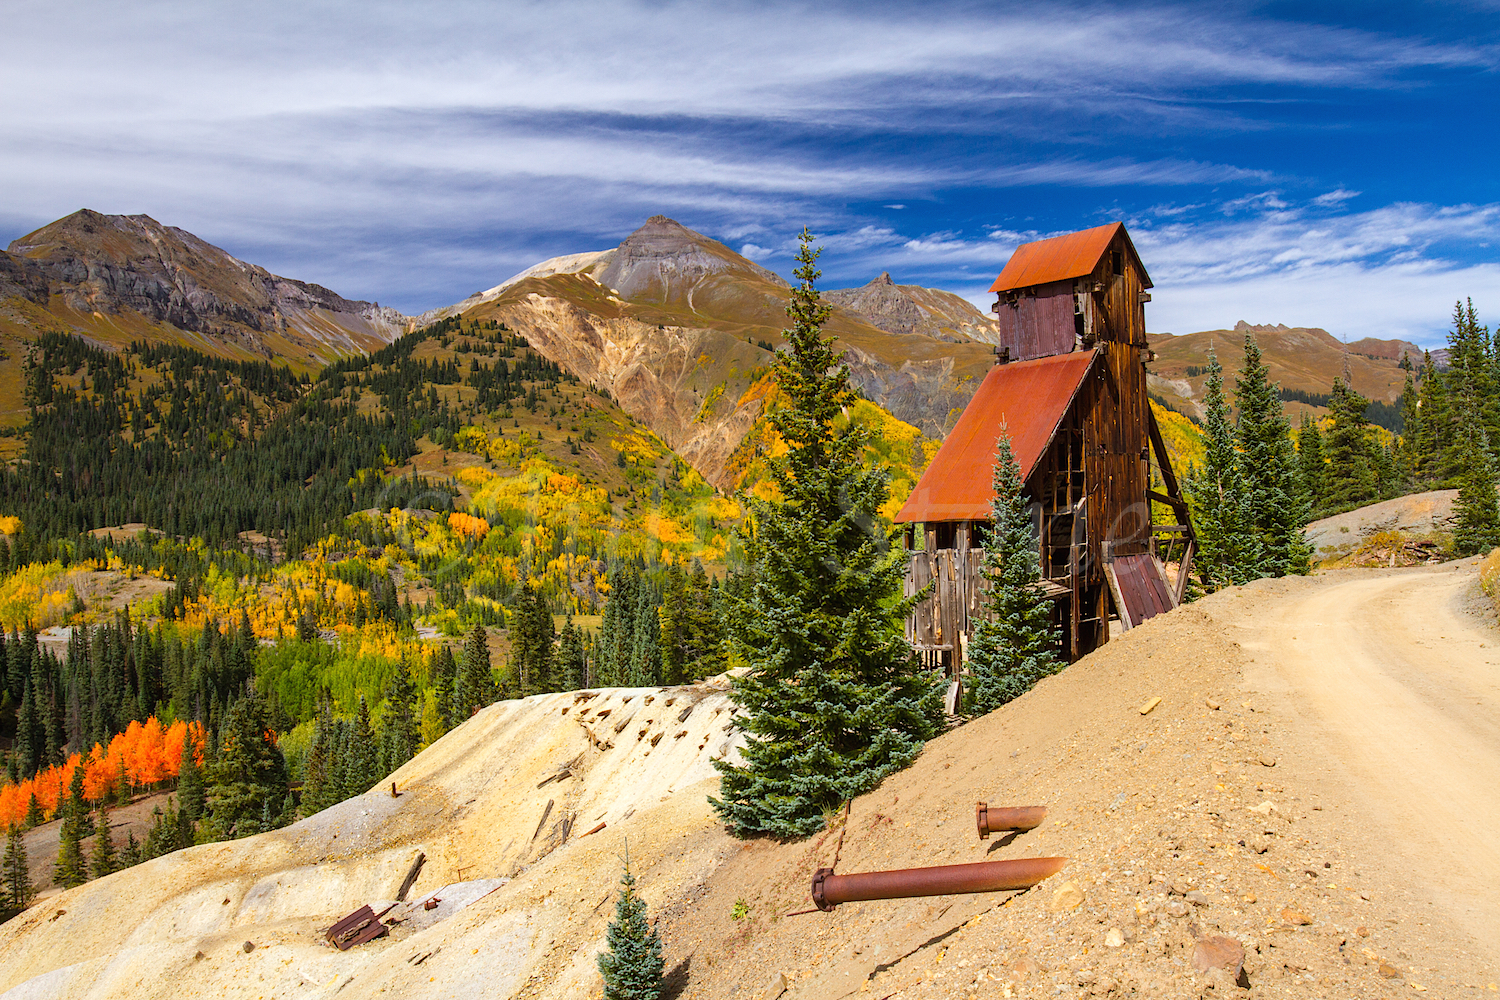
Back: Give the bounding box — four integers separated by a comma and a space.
3, 560, 1496, 999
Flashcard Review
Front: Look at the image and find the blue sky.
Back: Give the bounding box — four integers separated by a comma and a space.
1, 1, 1496, 346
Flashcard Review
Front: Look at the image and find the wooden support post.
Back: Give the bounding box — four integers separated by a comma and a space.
1068, 542, 1080, 661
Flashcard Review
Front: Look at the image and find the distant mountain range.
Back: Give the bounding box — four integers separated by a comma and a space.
0, 209, 1429, 484
1148, 320, 1420, 425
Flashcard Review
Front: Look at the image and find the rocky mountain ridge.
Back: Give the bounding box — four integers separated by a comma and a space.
0, 210, 408, 367
442, 217, 997, 486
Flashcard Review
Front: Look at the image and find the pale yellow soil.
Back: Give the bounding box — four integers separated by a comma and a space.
2, 564, 1497, 999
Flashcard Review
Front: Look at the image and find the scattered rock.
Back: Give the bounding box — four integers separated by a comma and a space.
1185, 891, 1208, 907
1356, 926, 1369, 937
241, 941, 255, 953
1192, 935, 1246, 978
1010, 956, 1042, 978
756, 971, 788, 1000
1104, 927, 1125, 947
1378, 961, 1402, 979
1205, 698, 1221, 710
1258, 754, 1277, 767
1279, 907, 1312, 926
1049, 881, 1085, 912
193, 951, 205, 961
1246, 801, 1278, 816
1139, 697, 1162, 715
1241, 892, 1257, 904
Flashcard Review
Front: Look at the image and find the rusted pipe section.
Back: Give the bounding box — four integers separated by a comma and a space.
810, 856, 1067, 911
976, 802, 1047, 840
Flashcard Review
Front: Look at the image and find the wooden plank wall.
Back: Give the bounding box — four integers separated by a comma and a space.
994, 279, 1076, 361
904, 547, 988, 663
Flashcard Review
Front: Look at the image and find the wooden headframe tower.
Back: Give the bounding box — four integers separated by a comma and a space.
895, 222, 1193, 705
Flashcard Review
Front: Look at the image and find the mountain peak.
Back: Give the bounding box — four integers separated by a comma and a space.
874, 271, 895, 286
595, 216, 787, 302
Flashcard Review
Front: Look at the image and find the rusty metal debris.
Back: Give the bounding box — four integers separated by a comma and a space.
975, 802, 1048, 839
423, 897, 441, 911
326, 903, 395, 950
810, 857, 1068, 912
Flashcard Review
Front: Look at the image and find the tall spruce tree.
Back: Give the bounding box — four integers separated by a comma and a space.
710, 229, 941, 839
596, 853, 664, 1000
204, 687, 288, 840
3, 825, 34, 917
1444, 299, 1500, 553
558, 613, 587, 691
965, 432, 1061, 715
1187, 349, 1259, 588
1234, 334, 1310, 576
430, 646, 457, 730
54, 794, 87, 888
1324, 378, 1378, 509
454, 624, 496, 720
347, 695, 379, 794
89, 806, 116, 878
1296, 413, 1328, 516
178, 725, 205, 822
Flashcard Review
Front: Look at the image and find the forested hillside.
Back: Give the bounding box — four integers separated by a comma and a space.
0, 304, 948, 906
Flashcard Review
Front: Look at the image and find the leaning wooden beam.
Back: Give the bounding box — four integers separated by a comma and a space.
1175, 540, 1195, 606
1103, 562, 1133, 631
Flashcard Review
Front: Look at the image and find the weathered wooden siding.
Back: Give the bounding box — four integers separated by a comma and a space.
994, 279, 1075, 361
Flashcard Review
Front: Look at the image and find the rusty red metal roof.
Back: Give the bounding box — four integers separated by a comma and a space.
895, 350, 1098, 523
988, 222, 1151, 293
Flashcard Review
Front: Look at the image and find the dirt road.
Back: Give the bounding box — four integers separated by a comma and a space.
1239, 561, 1500, 959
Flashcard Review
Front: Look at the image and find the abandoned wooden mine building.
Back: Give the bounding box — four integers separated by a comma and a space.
895, 222, 1193, 695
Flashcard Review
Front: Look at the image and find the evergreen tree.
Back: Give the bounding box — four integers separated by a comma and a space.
453, 625, 496, 720
204, 687, 289, 839
1412, 350, 1447, 481
23, 793, 43, 830
711, 230, 941, 839
430, 646, 457, 730
178, 725, 205, 822
1296, 413, 1328, 515
118, 832, 142, 869
1186, 349, 1259, 588
346, 695, 379, 794
3, 825, 34, 917
627, 581, 660, 687
965, 432, 1062, 715
302, 701, 335, 814
54, 806, 87, 889
1234, 334, 1310, 577
558, 613, 587, 691
379, 658, 420, 775
1395, 353, 1420, 486
15, 679, 40, 779
658, 564, 687, 685
596, 854, 664, 1000
1445, 299, 1500, 553
89, 806, 116, 878
1324, 378, 1378, 509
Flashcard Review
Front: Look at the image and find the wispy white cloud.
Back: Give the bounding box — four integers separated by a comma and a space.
0, 0, 1494, 326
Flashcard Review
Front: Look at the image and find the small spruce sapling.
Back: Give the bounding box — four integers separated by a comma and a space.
597, 848, 664, 1000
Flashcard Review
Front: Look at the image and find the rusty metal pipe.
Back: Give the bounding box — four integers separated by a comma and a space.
810, 856, 1067, 911
976, 802, 1047, 840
